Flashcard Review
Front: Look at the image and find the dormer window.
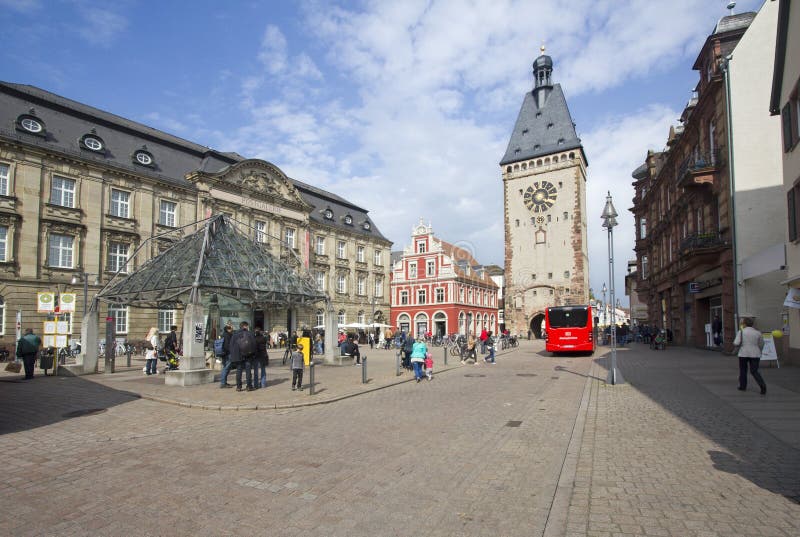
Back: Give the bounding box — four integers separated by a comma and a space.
344, 214, 353, 225
363, 222, 371, 231
324, 208, 333, 220
133, 150, 154, 167
17, 112, 45, 136
80, 133, 105, 152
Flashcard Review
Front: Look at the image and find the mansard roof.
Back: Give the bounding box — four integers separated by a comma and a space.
0, 81, 387, 242
499, 84, 584, 166
439, 240, 498, 287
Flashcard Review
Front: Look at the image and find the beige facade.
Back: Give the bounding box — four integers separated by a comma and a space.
0, 85, 391, 350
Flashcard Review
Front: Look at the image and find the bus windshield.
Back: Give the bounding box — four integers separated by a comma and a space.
547, 308, 589, 328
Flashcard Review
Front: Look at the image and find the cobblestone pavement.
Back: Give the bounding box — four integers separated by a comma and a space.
1, 341, 798, 537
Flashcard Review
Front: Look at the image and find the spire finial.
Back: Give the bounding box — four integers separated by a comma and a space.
540, 43, 546, 55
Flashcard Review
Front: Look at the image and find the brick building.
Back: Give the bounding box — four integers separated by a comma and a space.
390, 220, 499, 338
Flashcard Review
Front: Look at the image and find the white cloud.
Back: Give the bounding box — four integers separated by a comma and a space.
0, 0, 40, 12
74, 4, 128, 47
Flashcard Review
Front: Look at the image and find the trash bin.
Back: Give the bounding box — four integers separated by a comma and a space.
39, 347, 54, 374
298, 337, 311, 366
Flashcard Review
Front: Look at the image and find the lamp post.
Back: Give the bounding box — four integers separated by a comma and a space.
71, 272, 100, 320
601, 192, 624, 385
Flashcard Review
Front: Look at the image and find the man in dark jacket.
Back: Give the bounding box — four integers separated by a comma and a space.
17, 328, 41, 380
341, 335, 361, 365
231, 321, 257, 392
164, 325, 179, 354
218, 324, 235, 388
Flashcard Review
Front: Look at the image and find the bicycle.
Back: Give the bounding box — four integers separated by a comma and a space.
282, 346, 292, 365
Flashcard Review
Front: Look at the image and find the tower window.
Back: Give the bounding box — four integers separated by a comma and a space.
564, 271, 570, 278
532, 274, 536, 280
548, 273, 553, 279
558, 182, 562, 188
515, 219, 519, 227
563, 212, 568, 220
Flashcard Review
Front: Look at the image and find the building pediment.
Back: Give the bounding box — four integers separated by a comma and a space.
188, 159, 312, 213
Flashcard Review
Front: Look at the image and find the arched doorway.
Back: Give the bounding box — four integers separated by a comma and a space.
530, 313, 545, 339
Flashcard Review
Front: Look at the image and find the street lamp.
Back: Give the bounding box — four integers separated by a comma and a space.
601, 192, 624, 385
71, 272, 101, 319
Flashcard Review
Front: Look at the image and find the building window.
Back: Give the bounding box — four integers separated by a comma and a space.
459, 287, 464, 301
108, 242, 130, 273
19, 116, 43, 133
338, 310, 346, 325
564, 271, 570, 278
409, 263, 417, 279
316, 310, 324, 327
315, 271, 325, 291
548, 272, 553, 279
549, 289, 554, 295
158, 309, 175, 333
81, 134, 104, 152
357, 275, 366, 295
134, 150, 154, 166
108, 305, 128, 334
337, 275, 347, 294
640, 218, 647, 239
0, 299, 5, 335
315, 236, 325, 255
788, 185, 800, 242
418, 289, 426, 304
159, 200, 177, 227
781, 94, 800, 152
426, 260, 435, 277
357, 311, 366, 324
417, 241, 426, 253
374, 250, 382, 265
110, 189, 130, 218
0, 226, 7, 262
0, 163, 9, 196
357, 245, 365, 262
642, 256, 649, 279
51, 176, 76, 208
254, 221, 267, 243
436, 287, 444, 303
285, 228, 296, 249
468, 290, 473, 303
533, 290, 537, 296
48, 233, 73, 268
374, 278, 383, 298
337, 241, 346, 258
400, 290, 408, 305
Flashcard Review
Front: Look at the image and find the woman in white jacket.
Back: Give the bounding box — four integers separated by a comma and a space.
145, 327, 160, 376
733, 317, 766, 395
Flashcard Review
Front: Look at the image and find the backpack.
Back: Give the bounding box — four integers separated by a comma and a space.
236, 330, 256, 356
214, 337, 225, 357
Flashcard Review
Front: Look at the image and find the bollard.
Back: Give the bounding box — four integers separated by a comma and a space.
126, 347, 132, 368
443, 346, 447, 366
396, 351, 401, 376
309, 361, 315, 395
362, 355, 367, 384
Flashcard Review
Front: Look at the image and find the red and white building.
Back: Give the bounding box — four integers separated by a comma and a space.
390, 220, 500, 338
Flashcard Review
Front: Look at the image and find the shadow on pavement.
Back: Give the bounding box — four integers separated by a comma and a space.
0, 374, 140, 435
594, 346, 800, 503
554, 364, 605, 382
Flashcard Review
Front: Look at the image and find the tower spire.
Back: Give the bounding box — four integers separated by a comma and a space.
532, 45, 553, 107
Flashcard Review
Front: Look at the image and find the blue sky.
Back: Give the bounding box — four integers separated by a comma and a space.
1, 0, 767, 305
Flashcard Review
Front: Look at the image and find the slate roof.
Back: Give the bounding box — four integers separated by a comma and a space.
499, 84, 584, 166
97, 214, 327, 308
0, 81, 387, 242
439, 240, 498, 287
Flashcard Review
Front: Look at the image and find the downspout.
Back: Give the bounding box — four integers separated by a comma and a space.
722, 55, 741, 339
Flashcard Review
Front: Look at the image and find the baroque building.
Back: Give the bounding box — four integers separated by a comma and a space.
631, 5, 785, 351
389, 220, 499, 338
500, 49, 589, 338
0, 82, 391, 345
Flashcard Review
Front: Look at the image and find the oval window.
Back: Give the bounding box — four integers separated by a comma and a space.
344, 215, 353, 225
135, 151, 153, 165
324, 209, 333, 220
364, 222, 371, 230
83, 136, 103, 151
21, 117, 43, 133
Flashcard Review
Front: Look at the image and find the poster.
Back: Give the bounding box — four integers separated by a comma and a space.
60, 293, 76, 312
55, 335, 68, 348
783, 287, 800, 309
37, 292, 55, 313
43, 335, 56, 347
43, 321, 56, 334
761, 333, 778, 362
56, 321, 70, 334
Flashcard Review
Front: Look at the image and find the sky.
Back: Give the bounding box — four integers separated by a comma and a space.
1, 0, 768, 305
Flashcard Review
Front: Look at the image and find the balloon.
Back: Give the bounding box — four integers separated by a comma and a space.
771, 330, 783, 339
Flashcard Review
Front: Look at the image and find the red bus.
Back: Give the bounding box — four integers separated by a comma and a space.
544, 305, 595, 354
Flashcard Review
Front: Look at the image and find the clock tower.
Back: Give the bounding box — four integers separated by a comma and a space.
500, 48, 589, 338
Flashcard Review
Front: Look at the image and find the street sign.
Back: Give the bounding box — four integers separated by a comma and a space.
688, 282, 700, 293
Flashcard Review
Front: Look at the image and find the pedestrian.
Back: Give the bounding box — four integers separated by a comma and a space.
314, 332, 323, 355
484, 331, 496, 364
402, 333, 414, 370
218, 324, 235, 388
368, 331, 374, 349
734, 317, 767, 395
16, 327, 41, 380
144, 326, 160, 375
231, 321, 257, 392
410, 338, 427, 382
424, 352, 434, 381
479, 328, 488, 354
342, 335, 361, 365
253, 327, 268, 389
712, 315, 723, 347
290, 343, 304, 391
164, 325, 179, 354
461, 334, 477, 364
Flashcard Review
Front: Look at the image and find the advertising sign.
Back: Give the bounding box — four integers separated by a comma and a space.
60, 293, 77, 312
37, 292, 55, 313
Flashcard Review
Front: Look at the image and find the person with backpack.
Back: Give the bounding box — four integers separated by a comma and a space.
231, 321, 257, 392
253, 327, 269, 389
218, 324, 235, 388
402, 333, 414, 370
16, 328, 41, 380
164, 325, 179, 354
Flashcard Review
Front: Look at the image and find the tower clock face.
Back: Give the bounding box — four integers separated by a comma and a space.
523, 181, 558, 213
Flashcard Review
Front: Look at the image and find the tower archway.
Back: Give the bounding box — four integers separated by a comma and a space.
530, 313, 546, 339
